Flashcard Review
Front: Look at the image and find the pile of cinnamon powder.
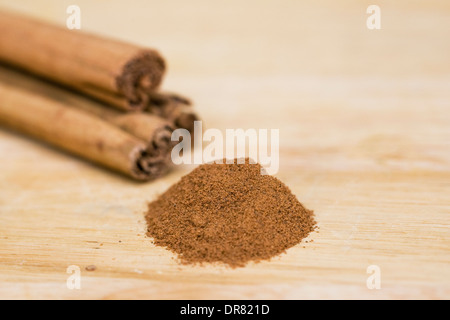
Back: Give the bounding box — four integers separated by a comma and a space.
145, 159, 316, 267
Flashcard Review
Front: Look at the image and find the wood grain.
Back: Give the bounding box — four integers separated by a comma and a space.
0, 0, 449, 299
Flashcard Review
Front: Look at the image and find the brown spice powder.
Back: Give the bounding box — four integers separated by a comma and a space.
145, 159, 316, 267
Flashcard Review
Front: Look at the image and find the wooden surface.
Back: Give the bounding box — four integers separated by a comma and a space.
0, 0, 449, 299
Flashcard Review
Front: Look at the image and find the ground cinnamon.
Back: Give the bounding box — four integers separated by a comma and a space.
146, 159, 316, 267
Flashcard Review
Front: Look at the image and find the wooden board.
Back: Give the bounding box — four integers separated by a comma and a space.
0, 0, 449, 299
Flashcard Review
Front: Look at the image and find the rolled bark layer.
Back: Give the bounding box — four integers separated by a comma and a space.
0, 10, 166, 111
148, 91, 199, 134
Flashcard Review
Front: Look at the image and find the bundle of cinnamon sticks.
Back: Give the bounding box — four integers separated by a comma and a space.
0, 10, 199, 180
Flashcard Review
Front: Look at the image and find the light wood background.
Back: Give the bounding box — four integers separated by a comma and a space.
0, 0, 449, 299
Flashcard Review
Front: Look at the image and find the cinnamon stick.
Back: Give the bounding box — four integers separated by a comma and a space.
0, 65, 174, 159
0, 82, 172, 180
0, 10, 165, 111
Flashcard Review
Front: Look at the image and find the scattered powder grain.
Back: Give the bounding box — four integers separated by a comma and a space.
145, 159, 316, 267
